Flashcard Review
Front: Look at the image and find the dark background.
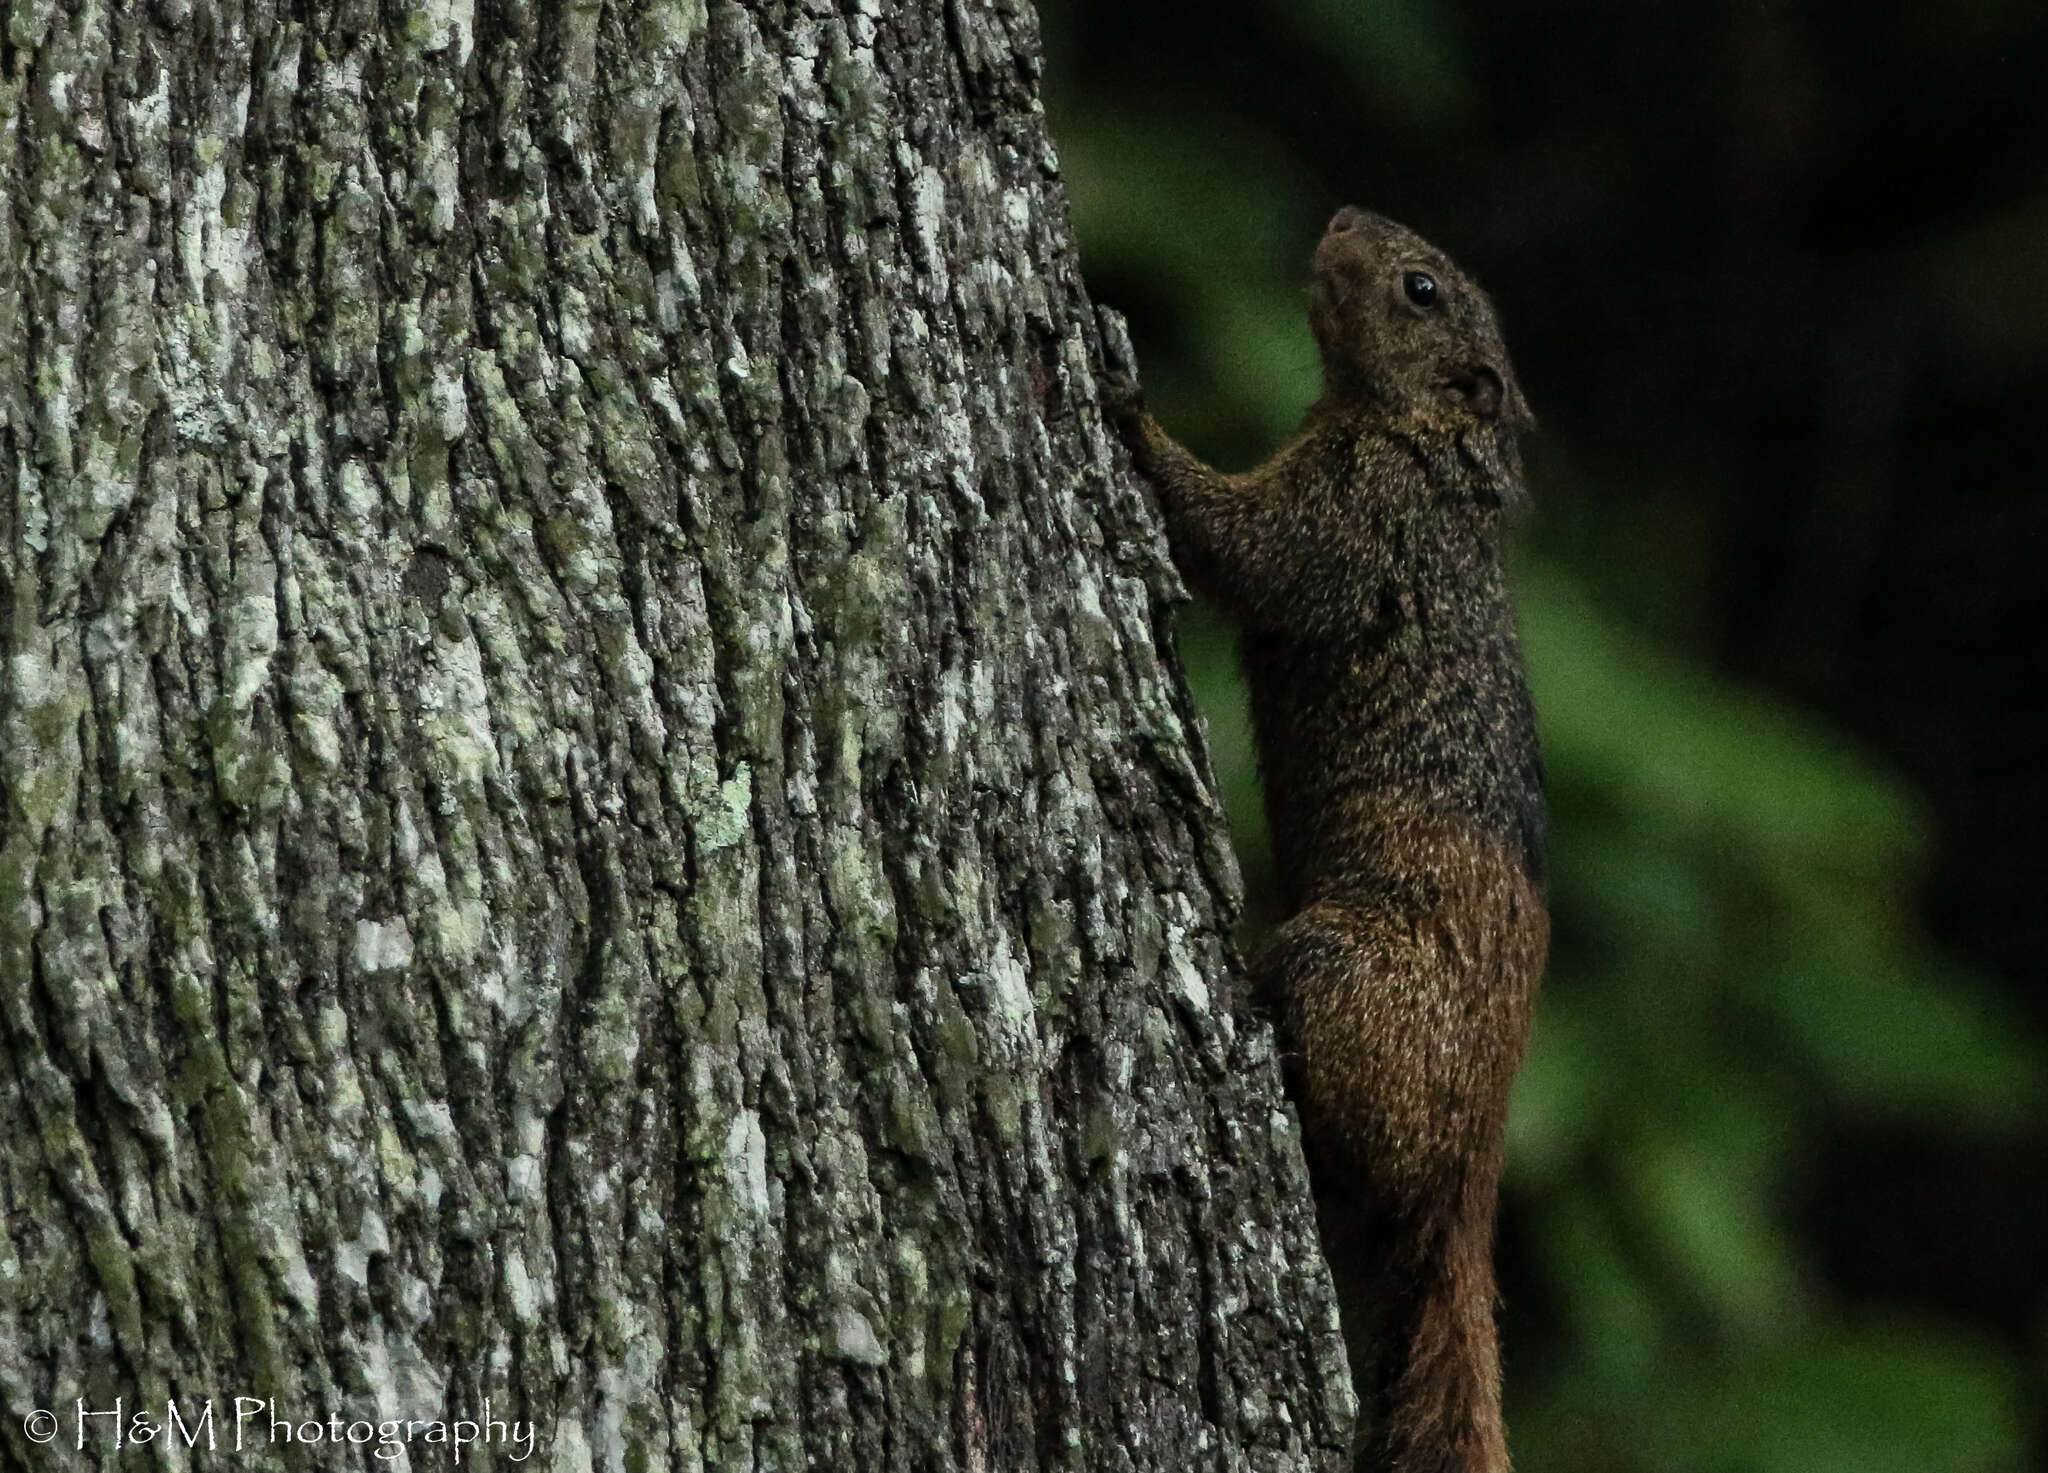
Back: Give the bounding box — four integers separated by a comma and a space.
1038, 2, 2048, 1468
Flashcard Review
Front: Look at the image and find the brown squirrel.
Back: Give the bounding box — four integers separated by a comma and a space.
1108, 207, 1548, 1473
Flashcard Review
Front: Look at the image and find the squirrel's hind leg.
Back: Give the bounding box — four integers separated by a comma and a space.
1257, 898, 1513, 1473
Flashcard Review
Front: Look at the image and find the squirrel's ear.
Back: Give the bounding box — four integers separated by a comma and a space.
1455, 366, 1506, 420
1457, 361, 1535, 431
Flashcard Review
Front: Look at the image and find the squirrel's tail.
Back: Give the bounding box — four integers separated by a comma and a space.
1369, 1171, 1509, 1473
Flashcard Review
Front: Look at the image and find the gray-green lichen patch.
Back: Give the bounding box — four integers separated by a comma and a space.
693, 763, 753, 853
832, 1308, 888, 1367
355, 917, 416, 974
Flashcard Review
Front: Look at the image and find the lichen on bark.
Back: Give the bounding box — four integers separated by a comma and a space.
0, 1, 1351, 1468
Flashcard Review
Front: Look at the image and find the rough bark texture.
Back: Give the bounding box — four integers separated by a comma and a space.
0, 0, 1351, 1468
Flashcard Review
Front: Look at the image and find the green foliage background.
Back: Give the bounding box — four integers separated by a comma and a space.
1039, 4, 2048, 1468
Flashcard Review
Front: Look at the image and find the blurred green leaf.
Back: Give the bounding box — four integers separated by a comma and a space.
1519, 1326, 2028, 1473
1508, 1002, 1612, 1175
1750, 940, 2045, 1127
1647, 1326, 2028, 1473
1620, 1110, 1802, 1334
1520, 567, 1922, 894
1288, 0, 1474, 125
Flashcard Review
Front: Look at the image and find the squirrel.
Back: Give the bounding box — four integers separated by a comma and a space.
1106, 206, 1548, 1473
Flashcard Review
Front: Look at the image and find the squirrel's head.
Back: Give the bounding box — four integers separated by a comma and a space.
1309, 207, 1532, 435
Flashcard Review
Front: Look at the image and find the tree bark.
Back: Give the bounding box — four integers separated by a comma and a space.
0, 1, 1349, 1468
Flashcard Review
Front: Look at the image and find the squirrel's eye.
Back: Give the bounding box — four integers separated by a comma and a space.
1404, 271, 1440, 308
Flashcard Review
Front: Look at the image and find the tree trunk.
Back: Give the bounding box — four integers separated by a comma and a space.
0, 1, 1349, 1468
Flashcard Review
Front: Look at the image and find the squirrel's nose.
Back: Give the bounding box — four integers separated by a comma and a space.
1327, 206, 1379, 235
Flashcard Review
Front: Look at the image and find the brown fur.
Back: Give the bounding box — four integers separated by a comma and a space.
1107, 208, 1547, 1472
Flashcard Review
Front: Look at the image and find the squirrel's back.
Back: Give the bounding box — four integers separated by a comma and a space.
1243, 449, 1546, 914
